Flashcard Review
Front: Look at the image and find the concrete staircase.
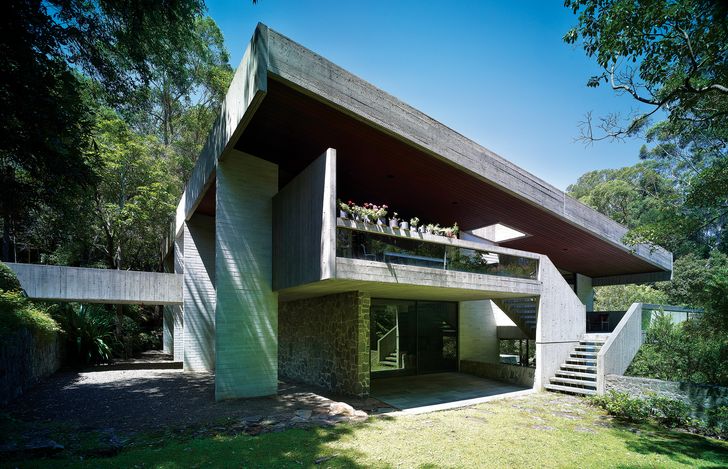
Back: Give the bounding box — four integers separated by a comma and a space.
545, 334, 609, 396
495, 297, 538, 338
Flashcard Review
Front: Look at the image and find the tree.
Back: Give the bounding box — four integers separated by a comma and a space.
0, 0, 95, 262
564, 0, 728, 142
565, 0, 728, 256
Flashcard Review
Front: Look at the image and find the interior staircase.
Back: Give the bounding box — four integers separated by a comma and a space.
380, 351, 399, 368
544, 334, 609, 396
494, 297, 538, 338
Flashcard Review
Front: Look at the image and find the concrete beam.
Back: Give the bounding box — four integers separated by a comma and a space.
6, 263, 181, 305
262, 25, 671, 275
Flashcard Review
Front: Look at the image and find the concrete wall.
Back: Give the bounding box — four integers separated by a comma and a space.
606, 375, 728, 419
273, 149, 336, 290
576, 273, 594, 312
459, 300, 499, 364
460, 360, 535, 388
215, 151, 279, 400
279, 291, 370, 397
183, 214, 216, 372
0, 328, 63, 405
597, 303, 643, 394
6, 263, 182, 305
535, 256, 586, 390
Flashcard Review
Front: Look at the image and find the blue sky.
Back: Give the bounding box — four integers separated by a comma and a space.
206, 0, 652, 190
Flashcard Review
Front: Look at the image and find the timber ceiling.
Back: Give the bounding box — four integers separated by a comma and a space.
229, 77, 664, 278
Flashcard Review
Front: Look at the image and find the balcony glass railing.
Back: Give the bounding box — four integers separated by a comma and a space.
336, 225, 539, 280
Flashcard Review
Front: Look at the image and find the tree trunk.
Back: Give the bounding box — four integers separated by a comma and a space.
1, 213, 10, 262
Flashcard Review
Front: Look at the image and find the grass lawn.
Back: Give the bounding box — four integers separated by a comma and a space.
5, 392, 727, 468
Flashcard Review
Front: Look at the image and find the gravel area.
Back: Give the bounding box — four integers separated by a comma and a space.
5, 368, 385, 436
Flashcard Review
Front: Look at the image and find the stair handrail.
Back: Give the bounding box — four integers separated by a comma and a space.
596, 302, 643, 394
377, 319, 399, 366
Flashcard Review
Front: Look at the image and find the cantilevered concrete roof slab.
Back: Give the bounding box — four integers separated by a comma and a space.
178, 23, 671, 283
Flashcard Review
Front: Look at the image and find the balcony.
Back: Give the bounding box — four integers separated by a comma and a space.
336, 218, 539, 281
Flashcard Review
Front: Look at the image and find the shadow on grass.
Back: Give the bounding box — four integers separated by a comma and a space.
611, 423, 728, 467
21, 419, 379, 468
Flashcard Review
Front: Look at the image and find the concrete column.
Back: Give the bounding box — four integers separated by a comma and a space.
576, 273, 594, 312
173, 231, 185, 363
458, 300, 499, 364
215, 151, 278, 400
183, 214, 216, 371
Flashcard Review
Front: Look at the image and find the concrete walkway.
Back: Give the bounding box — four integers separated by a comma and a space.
371, 372, 532, 414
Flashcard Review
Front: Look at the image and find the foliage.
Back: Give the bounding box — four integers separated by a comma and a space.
627, 311, 728, 386
591, 391, 693, 429
0, 261, 21, 292
564, 0, 728, 141
593, 284, 668, 311
0, 1, 96, 262
87, 109, 180, 270
565, 0, 728, 258
591, 390, 650, 422
52, 304, 114, 366
0, 290, 59, 338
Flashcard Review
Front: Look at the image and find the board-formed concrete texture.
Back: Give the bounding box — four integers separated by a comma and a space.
6, 263, 182, 305
534, 255, 586, 390
215, 152, 278, 399
459, 301, 500, 364
273, 149, 336, 290
183, 214, 216, 372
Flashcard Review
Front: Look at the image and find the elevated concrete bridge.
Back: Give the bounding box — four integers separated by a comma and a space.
6, 263, 182, 305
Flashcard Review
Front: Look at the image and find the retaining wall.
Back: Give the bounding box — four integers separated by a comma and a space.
606, 374, 728, 418
0, 328, 63, 406
460, 360, 535, 388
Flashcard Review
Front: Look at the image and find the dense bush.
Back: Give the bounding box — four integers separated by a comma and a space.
0, 261, 21, 292
591, 390, 649, 422
591, 391, 725, 439
627, 312, 728, 386
52, 303, 113, 366
0, 262, 58, 338
0, 290, 60, 338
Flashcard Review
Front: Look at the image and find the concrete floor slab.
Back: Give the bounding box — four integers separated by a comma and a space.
371, 372, 532, 414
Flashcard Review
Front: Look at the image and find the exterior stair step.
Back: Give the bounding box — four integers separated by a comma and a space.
544, 384, 596, 396
555, 370, 596, 379
566, 358, 596, 364
570, 352, 597, 358
560, 364, 596, 372
575, 346, 601, 352
550, 377, 597, 388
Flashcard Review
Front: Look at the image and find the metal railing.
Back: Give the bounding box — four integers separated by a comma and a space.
336, 221, 539, 280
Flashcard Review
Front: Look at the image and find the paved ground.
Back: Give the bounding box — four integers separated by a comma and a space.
5, 368, 386, 437
371, 372, 529, 411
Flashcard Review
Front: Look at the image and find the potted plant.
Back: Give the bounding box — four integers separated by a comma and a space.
372, 203, 388, 225
410, 217, 420, 233
338, 199, 352, 219
389, 212, 400, 229
451, 222, 460, 238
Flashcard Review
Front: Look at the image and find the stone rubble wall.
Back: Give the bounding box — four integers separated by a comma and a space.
0, 328, 63, 406
460, 360, 535, 388
279, 291, 370, 397
606, 374, 728, 418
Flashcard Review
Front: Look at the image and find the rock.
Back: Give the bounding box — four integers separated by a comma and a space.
295, 409, 312, 419
328, 402, 355, 416
242, 415, 263, 423
25, 438, 64, 454
353, 410, 368, 418
290, 416, 309, 424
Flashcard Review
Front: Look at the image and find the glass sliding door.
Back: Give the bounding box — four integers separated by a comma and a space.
370, 300, 417, 376
416, 301, 458, 374
370, 299, 458, 377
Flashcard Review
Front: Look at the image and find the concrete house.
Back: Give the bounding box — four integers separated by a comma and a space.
161, 24, 672, 403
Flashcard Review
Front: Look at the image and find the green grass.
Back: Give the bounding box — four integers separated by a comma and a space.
6, 393, 728, 468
